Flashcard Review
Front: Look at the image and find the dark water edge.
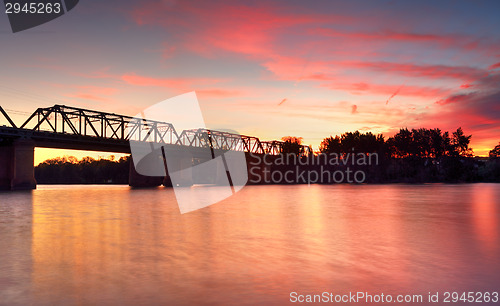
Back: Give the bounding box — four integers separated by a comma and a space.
35, 157, 500, 185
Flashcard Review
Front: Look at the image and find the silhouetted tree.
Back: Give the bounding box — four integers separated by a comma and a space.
387, 128, 413, 157
319, 135, 341, 154
320, 131, 385, 156
281, 136, 304, 155
35, 155, 130, 184
387, 127, 471, 158
489, 143, 500, 158
452, 127, 473, 157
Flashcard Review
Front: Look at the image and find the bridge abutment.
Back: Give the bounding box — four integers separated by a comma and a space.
12, 139, 37, 190
0, 139, 36, 190
0, 142, 13, 190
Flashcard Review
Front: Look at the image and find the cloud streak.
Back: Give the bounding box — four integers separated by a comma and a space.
386, 85, 404, 105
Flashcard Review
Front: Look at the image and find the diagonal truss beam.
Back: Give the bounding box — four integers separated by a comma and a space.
0, 106, 17, 128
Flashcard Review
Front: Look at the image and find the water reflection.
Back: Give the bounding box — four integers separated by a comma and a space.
472, 184, 499, 255
0, 191, 33, 306
0, 184, 499, 305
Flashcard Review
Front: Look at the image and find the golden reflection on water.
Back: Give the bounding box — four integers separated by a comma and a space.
472, 184, 499, 255
21, 184, 500, 305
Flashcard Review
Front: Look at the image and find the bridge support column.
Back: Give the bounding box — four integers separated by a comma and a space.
128, 156, 164, 188
165, 155, 193, 187
0, 139, 36, 190
0, 142, 13, 190
11, 139, 37, 190
215, 157, 229, 186
162, 175, 173, 187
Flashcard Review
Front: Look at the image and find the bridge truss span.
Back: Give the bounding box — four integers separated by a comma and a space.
1, 104, 312, 155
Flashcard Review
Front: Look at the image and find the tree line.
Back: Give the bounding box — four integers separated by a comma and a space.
35, 127, 500, 184
35, 156, 130, 184
281, 127, 499, 183
317, 127, 473, 158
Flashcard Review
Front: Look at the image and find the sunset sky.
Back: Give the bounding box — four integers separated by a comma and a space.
1, 0, 499, 164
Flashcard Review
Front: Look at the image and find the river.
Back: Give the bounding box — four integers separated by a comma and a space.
1, 184, 499, 305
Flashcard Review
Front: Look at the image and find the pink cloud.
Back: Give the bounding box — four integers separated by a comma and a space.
121, 73, 244, 98
311, 28, 500, 53
323, 82, 450, 98
428, 73, 500, 154
130, 1, 350, 58
489, 62, 500, 70
351, 104, 357, 114
124, 1, 500, 155
386, 85, 404, 105
341, 61, 487, 81
264, 55, 488, 82
121, 73, 222, 89
69, 93, 110, 102
278, 98, 287, 106
76, 86, 118, 96
62, 85, 119, 103
196, 88, 244, 98
311, 28, 459, 45
122, 74, 188, 88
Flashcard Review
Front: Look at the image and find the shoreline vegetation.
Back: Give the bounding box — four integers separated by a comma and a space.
35, 127, 500, 184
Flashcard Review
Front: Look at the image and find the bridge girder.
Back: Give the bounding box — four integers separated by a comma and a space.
2, 104, 311, 155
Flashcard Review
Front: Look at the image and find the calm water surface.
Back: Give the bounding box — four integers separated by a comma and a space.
1, 184, 499, 305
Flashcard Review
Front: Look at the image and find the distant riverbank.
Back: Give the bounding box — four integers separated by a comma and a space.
35, 155, 500, 185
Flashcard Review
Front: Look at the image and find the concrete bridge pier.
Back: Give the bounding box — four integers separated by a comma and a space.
214, 151, 249, 187
215, 157, 230, 186
12, 139, 37, 190
164, 153, 194, 187
0, 142, 13, 190
129, 150, 195, 188
128, 155, 164, 188
245, 153, 273, 185
0, 139, 37, 190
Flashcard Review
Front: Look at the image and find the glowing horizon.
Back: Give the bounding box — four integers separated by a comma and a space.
34, 148, 128, 166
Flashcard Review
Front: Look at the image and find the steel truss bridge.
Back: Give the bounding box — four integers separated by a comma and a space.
0, 105, 311, 155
